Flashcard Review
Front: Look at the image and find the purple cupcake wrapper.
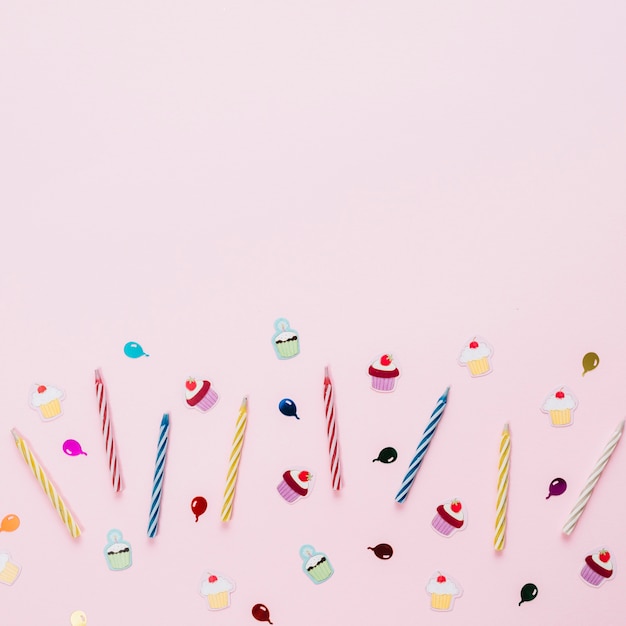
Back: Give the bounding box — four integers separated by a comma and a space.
277, 480, 300, 503
431, 514, 455, 536
371, 376, 396, 392
196, 388, 219, 411
580, 564, 605, 586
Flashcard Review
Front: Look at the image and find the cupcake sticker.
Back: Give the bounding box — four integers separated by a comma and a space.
199, 571, 235, 610
300, 545, 333, 584
0, 552, 21, 586
277, 469, 314, 503
458, 337, 493, 377
272, 318, 300, 359
431, 498, 467, 537
580, 548, 615, 587
184, 377, 219, 412
368, 354, 400, 392
103, 529, 132, 571
426, 572, 462, 611
541, 387, 578, 427
29, 383, 65, 421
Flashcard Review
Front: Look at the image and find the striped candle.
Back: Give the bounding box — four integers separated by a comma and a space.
494, 423, 510, 551
95, 369, 123, 492
562, 420, 624, 536
147, 413, 170, 538
324, 366, 342, 491
11, 428, 82, 538
395, 387, 450, 503
221, 397, 249, 522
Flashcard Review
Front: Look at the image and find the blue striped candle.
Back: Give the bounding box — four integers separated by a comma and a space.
147, 413, 170, 538
395, 387, 450, 503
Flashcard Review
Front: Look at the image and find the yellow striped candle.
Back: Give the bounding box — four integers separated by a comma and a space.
494, 423, 510, 551
220, 397, 248, 522
11, 428, 81, 539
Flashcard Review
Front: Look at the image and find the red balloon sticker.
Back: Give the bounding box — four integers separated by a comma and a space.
252, 603, 273, 623
191, 496, 208, 522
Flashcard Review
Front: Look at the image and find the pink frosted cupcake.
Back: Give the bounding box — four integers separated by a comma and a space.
185, 377, 218, 412
277, 470, 313, 503
580, 549, 614, 587
368, 354, 400, 392
431, 499, 466, 537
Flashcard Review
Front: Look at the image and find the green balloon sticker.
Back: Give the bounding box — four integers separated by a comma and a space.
518, 583, 538, 605
582, 352, 600, 376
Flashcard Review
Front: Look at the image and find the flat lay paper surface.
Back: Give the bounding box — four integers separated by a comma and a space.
2, 1, 626, 623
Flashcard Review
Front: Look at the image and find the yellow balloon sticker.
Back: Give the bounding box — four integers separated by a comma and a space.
582, 352, 600, 376
70, 610, 87, 625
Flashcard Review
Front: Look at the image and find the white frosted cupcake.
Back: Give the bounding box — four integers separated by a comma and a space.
103, 530, 132, 571
542, 387, 577, 426
0, 553, 20, 585
368, 354, 400, 392
458, 338, 493, 377
272, 318, 300, 359
30, 384, 64, 420
580, 549, 614, 587
431, 499, 466, 537
199, 572, 235, 610
426, 572, 461, 611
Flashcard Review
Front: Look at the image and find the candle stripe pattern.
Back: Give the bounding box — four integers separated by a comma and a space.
11, 428, 81, 538
494, 423, 510, 551
95, 369, 123, 493
324, 366, 342, 490
562, 420, 624, 536
395, 387, 450, 503
221, 397, 248, 522
147, 413, 170, 538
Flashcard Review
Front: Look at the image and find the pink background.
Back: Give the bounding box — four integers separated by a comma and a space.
2, 1, 626, 623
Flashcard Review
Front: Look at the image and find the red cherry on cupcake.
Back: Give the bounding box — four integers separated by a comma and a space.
380, 354, 393, 366
208, 575, 218, 583
186, 378, 197, 391
437, 575, 447, 583
555, 390, 565, 399
37, 385, 47, 393
469, 340, 479, 349
298, 470, 311, 482
599, 550, 611, 563
451, 500, 462, 513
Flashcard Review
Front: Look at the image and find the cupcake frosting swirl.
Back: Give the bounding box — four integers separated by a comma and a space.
30, 385, 63, 407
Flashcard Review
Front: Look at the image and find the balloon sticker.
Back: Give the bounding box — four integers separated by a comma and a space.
368, 354, 400, 392
199, 571, 236, 610
0, 551, 21, 585
300, 545, 333, 584
518, 583, 538, 605
63, 439, 87, 456
373, 446, 397, 463
191, 496, 208, 522
580, 547, 615, 587
103, 529, 132, 571
29, 383, 65, 421
0, 515, 20, 533
70, 610, 87, 625
252, 603, 273, 624
426, 572, 462, 612
431, 499, 467, 537
277, 469, 314, 503
272, 319, 300, 359
368, 543, 393, 559
278, 398, 299, 419
123, 341, 149, 358
546, 477, 567, 499
184, 377, 219, 412
458, 337, 493, 377
582, 352, 600, 376
541, 387, 578, 427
